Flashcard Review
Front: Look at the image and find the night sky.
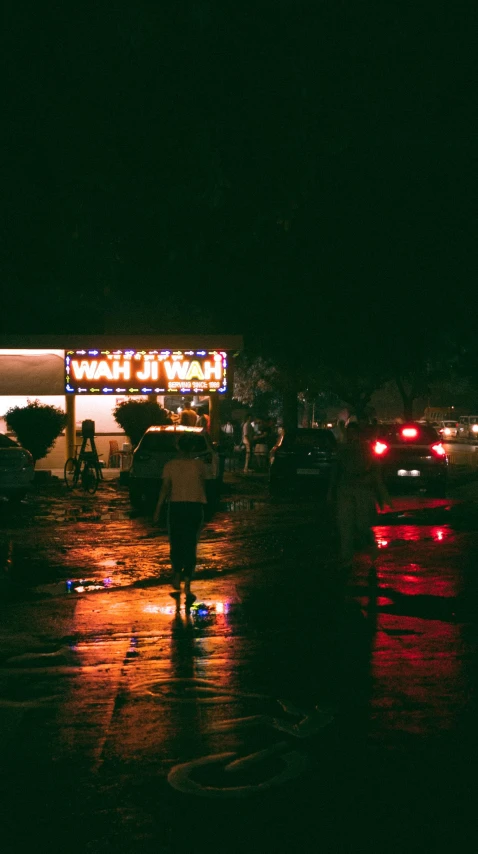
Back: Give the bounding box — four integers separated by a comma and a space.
2, 2, 475, 356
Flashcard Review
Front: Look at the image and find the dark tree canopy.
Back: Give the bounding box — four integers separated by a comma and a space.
2, 1, 474, 375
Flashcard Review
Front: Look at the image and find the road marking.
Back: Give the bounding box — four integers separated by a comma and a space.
167, 749, 307, 798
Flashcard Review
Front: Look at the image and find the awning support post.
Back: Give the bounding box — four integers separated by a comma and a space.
209, 393, 220, 443
65, 394, 75, 461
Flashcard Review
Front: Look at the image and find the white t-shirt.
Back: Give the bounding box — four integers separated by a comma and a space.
162, 458, 208, 504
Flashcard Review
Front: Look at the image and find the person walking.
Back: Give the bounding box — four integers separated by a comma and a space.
242, 414, 255, 473
153, 433, 210, 605
328, 422, 391, 569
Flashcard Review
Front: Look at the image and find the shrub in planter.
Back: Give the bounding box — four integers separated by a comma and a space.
5, 399, 67, 465
113, 400, 172, 448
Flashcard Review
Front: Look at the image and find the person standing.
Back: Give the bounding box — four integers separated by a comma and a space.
332, 419, 347, 444
328, 422, 391, 569
153, 433, 210, 605
180, 399, 198, 426
196, 407, 210, 431
242, 414, 255, 473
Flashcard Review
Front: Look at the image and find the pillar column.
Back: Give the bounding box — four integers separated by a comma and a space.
65, 394, 76, 461
209, 393, 220, 443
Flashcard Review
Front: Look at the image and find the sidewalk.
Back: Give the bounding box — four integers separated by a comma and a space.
49, 467, 124, 481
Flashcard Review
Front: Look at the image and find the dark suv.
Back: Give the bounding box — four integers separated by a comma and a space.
372, 423, 448, 495
269, 428, 337, 492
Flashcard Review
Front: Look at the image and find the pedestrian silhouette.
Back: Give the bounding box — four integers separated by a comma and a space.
153, 433, 210, 606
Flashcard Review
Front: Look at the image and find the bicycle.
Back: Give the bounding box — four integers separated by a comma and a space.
64, 450, 101, 494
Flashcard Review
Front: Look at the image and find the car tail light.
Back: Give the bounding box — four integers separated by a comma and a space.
401, 427, 418, 439
431, 443, 446, 457
373, 441, 389, 456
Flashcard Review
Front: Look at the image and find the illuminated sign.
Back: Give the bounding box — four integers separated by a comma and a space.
65, 349, 228, 395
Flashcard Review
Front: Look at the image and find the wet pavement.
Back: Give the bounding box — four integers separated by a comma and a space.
1, 474, 478, 852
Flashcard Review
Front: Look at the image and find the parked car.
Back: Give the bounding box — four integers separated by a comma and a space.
0, 433, 35, 501
458, 416, 478, 441
371, 422, 448, 495
128, 425, 222, 510
269, 428, 337, 493
437, 420, 459, 440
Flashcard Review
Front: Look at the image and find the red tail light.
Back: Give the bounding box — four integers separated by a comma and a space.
373, 441, 389, 456
431, 443, 446, 457
401, 427, 418, 439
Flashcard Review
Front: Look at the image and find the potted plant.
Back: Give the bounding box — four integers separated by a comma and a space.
113, 400, 172, 448
5, 399, 67, 476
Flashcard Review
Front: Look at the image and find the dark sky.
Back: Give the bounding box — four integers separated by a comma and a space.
2, 1, 475, 354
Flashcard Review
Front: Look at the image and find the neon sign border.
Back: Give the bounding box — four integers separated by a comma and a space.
65, 349, 228, 395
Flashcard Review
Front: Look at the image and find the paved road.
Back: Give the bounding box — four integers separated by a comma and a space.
1, 475, 478, 853
444, 440, 478, 450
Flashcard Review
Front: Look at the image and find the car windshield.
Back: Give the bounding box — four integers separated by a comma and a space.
442, 422, 457, 427
0, 434, 18, 448
377, 424, 439, 443
281, 430, 336, 451
140, 432, 208, 453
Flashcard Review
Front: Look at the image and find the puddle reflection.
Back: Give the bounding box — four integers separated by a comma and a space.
374, 525, 454, 547
66, 577, 115, 593
44, 508, 130, 523
143, 600, 231, 618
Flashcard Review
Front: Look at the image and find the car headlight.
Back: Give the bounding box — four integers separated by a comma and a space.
444, 428, 451, 435
472, 425, 478, 433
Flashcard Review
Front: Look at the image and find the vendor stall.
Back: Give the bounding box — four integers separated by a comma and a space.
0, 335, 242, 469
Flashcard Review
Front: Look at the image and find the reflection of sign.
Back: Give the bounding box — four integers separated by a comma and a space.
65, 350, 228, 394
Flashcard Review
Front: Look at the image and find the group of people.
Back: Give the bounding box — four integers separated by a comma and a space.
220, 414, 279, 473
177, 398, 210, 431
153, 415, 391, 605
241, 414, 276, 473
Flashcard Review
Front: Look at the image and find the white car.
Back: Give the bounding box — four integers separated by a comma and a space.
438, 420, 459, 440
458, 416, 478, 441
128, 425, 222, 510
0, 433, 35, 501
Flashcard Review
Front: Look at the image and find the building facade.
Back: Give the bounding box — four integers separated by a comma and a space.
0, 335, 242, 468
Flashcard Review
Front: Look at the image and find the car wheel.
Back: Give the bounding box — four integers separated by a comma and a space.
209, 480, 221, 504
269, 477, 283, 495
428, 481, 448, 498
129, 488, 144, 510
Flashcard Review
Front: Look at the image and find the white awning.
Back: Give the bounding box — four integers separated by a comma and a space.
0, 352, 65, 395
